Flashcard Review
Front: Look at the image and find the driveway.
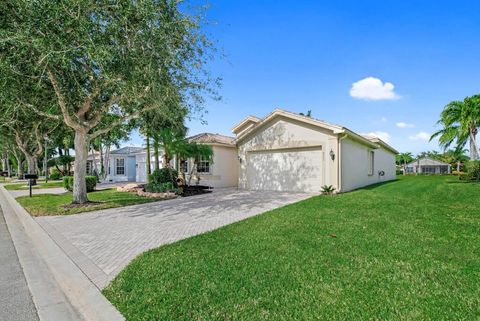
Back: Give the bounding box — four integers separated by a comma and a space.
36, 189, 313, 288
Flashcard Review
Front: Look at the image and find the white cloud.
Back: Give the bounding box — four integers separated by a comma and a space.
396, 122, 415, 128
362, 131, 391, 143
350, 77, 400, 101
409, 132, 431, 141
381, 117, 388, 122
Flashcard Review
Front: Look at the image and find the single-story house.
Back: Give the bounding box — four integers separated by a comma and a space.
405, 157, 451, 174
180, 133, 238, 188
233, 109, 398, 193
106, 147, 145, 182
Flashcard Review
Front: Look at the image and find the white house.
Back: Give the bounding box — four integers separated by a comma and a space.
105, 147, 145, 182
405, 157, 451, 174
233, 109, 398, 193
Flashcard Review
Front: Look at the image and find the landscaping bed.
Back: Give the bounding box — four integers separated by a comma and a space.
104, 176, 480, 320
16, 188, 161, 216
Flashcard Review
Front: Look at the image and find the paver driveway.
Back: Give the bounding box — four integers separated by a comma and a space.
36, 188, 313, 288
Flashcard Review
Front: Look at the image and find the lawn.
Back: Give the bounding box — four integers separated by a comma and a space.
17, 188, 162, 216
103, 176, 480, 321
4, 180, 64, 190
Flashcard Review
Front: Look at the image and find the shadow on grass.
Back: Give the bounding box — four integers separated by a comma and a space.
360, 179, 400, 191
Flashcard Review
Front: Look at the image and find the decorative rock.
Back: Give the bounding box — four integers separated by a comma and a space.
136, 190, 177, 199
116, 183, 144, 192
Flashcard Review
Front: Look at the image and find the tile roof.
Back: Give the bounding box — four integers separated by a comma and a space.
187, 133, 235, 146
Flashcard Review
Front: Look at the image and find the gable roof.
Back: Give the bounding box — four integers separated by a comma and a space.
406, 157, 451, 167
110, 146, 145, 155
187, 133, 235, 147
233, 109, 398, 153
231, 116, 261, 134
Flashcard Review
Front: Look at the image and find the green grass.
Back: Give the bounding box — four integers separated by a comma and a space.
4, 180, 64, 190
103, 176, 480, 321
17, 188, 162, 216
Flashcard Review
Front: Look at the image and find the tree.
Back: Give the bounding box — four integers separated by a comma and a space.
440, 149, 469, 172
2, 1, 219, 203
396, 152, 414, 174
431, 95, 480, 160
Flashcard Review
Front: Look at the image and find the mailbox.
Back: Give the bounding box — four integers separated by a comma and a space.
24, 174, 39, 180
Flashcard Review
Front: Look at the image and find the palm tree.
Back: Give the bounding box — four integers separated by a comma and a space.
397, 152, 414, 174
431, 95, 480, 160
440, 149, 469, 172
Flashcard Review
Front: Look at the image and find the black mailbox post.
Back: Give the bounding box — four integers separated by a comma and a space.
24, 174, 38, 197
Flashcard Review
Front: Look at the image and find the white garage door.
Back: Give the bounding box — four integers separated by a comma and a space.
246, 148, 324, 193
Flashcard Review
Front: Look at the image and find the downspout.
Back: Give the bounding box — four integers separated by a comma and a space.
337, 133, 348, 193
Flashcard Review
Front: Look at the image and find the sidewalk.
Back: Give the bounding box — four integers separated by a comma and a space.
0, 185, 124, 321
0, 206, 39, 321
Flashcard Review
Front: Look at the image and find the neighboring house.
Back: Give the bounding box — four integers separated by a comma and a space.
233, 109, 398, 193
179, 133, 238, 188
86, 152, 102, 176
127, 133, 239, 188
106, 147, 145, 182
405, 157, 451, 174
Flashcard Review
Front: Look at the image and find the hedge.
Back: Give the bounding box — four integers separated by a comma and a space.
63, 176, 97, 192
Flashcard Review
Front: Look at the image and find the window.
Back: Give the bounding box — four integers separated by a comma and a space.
116, 158, 125, 175
86, 161, 92, 175
180, 159, 189, 173
197, 156, 210, 173
368, 151, 374, 175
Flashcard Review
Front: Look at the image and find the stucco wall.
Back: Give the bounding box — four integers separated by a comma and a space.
340, 138, 396, 192
237, 116, 339, 191
198, 145, 239, 188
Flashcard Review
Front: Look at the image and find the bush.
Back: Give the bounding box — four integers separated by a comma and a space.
63, 176, 97, 192
49, 169, 62, 180
148, 168, 178, 185
396, 170, 403, 175
465, 160, 480, 180
146, 182, 182, 194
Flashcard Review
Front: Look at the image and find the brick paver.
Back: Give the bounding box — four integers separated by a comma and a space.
36, 189, 313, 288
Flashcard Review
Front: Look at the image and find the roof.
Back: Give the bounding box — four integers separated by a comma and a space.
233, 109, 398, 153
110, 146, 145, 155
187, 133, 235, 147
406, 157, 451, 167
231, 116, 261, 134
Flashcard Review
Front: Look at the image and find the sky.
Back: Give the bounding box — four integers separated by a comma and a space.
125, 0, 480, 155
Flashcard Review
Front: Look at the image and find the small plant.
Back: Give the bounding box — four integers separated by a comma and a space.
321, 185, 336, 195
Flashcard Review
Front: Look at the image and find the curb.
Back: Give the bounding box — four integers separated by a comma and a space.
0, 185, 125, 321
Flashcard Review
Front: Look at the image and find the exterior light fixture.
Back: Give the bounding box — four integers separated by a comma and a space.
329, 149, 335, 161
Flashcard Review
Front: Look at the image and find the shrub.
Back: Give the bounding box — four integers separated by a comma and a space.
146, 182, 182, 194
396, 170, 403, 175
49, 169, 62, 180
321, 185, 336, 195
465, 160, 480, 180
63, 176, 97, 192
148, 168, 178, 185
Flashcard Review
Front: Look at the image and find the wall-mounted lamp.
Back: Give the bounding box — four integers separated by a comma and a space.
329, 149, 335, 161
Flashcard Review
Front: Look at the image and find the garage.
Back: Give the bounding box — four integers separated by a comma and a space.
246, 147, 324, 192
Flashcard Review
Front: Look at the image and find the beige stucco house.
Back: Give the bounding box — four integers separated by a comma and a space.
232, 109, 398, 193
179, 133, 239, 188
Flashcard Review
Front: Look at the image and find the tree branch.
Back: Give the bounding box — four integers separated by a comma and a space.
77, 81, 101, 120
47, 69, 82, 130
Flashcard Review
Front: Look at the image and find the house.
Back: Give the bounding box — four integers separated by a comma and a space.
120, 133, 239, 188
105, 147, 145, 182
179, 133, 238, 188
233, 109, 398, 193
404, 157, 451, 174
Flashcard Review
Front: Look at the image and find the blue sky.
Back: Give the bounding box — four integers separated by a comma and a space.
126, 0, 480, 155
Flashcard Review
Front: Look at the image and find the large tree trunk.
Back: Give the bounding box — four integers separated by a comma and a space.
25, 154, 37, 185
73, 130, 89, 204
146, 134, 151, 175
470, 129, 479, 160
